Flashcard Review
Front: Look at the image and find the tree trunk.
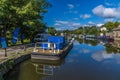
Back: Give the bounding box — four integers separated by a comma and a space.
20, 34, 24, 44
21, 38, 24, 44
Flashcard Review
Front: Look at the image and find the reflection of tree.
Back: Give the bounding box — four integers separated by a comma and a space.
76, 38, 83, 44
84, 39, 99, 46
76, 38, 99, 46
104, 44, 120, 54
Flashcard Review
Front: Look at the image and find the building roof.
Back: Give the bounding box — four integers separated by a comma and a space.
112, 25, 120, 31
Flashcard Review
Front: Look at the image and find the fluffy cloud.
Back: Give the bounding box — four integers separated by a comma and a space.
55, 20, 69, 24
72, 23, 81, 26
73, 18, 79, 20
54, 20, 81, 30
96, 23, 104, 27
80, 14, 91, 19
88, 21, 95, 25
104, 18, 114, 22
68, 4, 74, 9
92, 5, 120, 19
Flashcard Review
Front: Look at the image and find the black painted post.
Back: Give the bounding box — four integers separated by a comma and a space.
5, 48, 7, 57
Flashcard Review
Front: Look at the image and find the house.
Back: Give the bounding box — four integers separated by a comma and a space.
100, 27, 107, 36
112, 25, 120, 40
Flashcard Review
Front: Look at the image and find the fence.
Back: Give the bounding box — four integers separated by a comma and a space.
34, 42, 61, 54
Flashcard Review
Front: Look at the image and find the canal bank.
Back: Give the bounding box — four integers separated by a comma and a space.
0, 41, 73, 79
0, 44, 34, 80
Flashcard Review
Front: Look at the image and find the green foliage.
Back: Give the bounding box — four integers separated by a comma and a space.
7, 60, 14, 69
73, 27, 83, 34
71, 26, 99, 36
48, 27, 57, 36
0, 0, 51, 45
114, 22, 120, 27
103, 22, 115, 31
0, 74, 3, 80
103, 22, 120, 31
87, 26, 99, 36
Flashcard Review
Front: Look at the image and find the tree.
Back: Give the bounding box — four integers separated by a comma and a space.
103, 22, 115, 31
114, 22, 120, 27
24, 21, 47, 42
9, 0, 51, 43
88, 26, 99, 36
0, 0, 51, 56
0, 0, 51, 44
48, 27, 57, 36
73, 27, 83, 34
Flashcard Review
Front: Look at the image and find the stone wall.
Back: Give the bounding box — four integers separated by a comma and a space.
0, 54, 31, 80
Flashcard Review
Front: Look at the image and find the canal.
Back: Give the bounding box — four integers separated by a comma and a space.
4, 39, 120, 80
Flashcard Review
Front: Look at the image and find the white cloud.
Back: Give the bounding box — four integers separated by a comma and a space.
73, 18, 79, 20
54, 20, 81, 30
105, 2, 115, 6
91, 51, 113, 62
68, 4, 74, 9
92, 5, 120, 19
55, 20, 69, 24
73, 23, 81, 26
96, 23, 104, 27
54, 23, 61, 26
80, 14, 91, 19
88, 21, 95, 25
104, 18, 114, 22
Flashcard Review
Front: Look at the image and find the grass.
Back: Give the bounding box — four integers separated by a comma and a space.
7, 39, 31, 47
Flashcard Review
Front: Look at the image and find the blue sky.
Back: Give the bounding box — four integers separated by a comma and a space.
43, 0, 120, 30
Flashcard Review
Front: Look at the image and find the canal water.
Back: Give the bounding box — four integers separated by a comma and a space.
5, 39, 120, 80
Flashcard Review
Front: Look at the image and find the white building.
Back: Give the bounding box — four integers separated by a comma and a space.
100, 27, 107, 36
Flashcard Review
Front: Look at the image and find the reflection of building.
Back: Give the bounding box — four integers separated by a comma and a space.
33, 64, 54, 75
112, 40, 120, 49
32, 59, 64, 76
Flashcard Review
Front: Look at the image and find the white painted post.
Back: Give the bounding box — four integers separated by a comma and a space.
57, 49, 60, 53
54, 43, 56, 53
33, 43, 36, 52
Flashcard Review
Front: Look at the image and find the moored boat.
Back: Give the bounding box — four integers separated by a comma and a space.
31, 35, 73, 60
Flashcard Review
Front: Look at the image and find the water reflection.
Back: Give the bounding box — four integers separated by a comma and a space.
112, 40, 120, 48
33, 64, 54, 76
104, 40, 120, 54
77, 38, 120, 54
5, 59, 65, 80
76, 38, 99, 46
5, 39, 120, 80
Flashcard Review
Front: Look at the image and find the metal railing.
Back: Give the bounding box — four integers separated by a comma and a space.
33, 42, 60, 54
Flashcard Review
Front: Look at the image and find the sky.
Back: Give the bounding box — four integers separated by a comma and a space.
43, 0, 120, 30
